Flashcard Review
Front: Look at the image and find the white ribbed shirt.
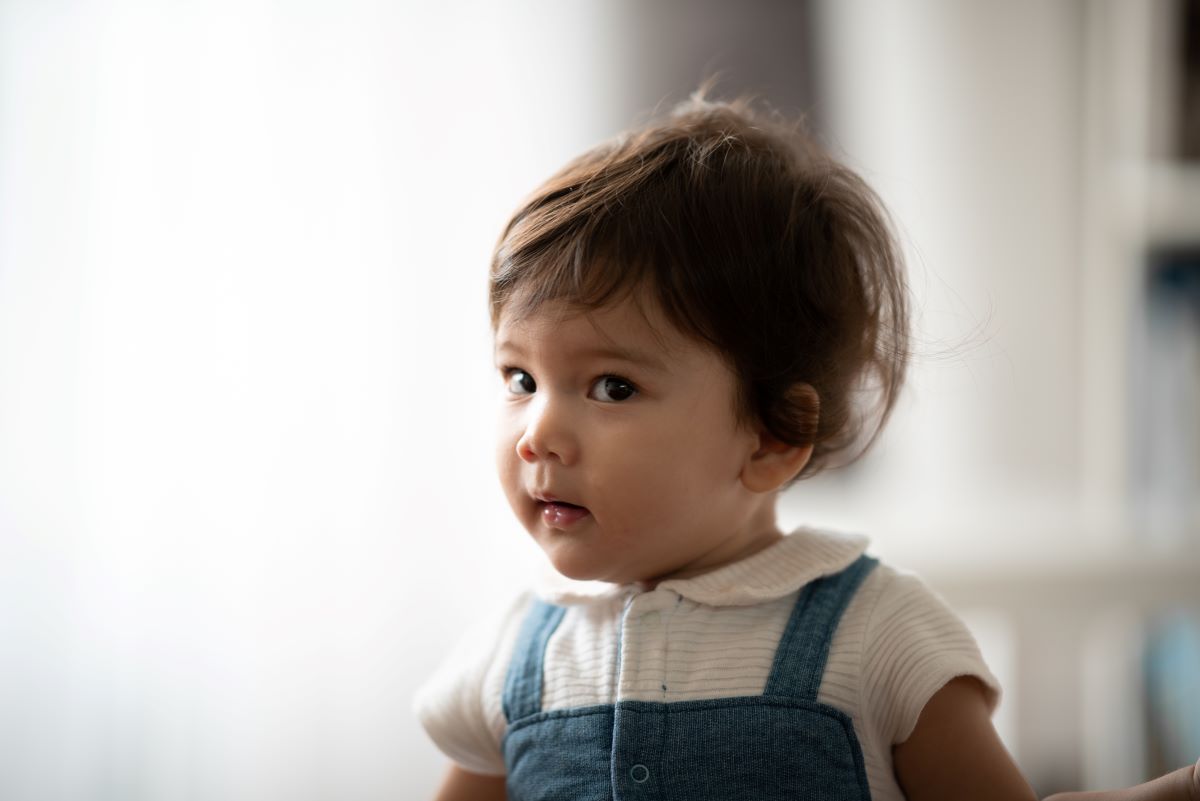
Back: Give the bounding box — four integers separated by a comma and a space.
415, 528, 1000, 800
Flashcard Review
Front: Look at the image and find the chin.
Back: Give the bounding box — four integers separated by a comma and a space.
548, 556, 604, 582
541, 546, 617, 583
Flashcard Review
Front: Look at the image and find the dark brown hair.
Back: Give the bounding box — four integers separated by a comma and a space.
489, 91, 910, 481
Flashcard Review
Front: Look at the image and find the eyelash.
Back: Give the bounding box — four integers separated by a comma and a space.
500, 367, 639, 403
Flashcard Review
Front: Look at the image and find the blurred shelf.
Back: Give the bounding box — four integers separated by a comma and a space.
1145, 162, 1200, 246
1109, 161, 1200, 248
918, 546, 1200, 613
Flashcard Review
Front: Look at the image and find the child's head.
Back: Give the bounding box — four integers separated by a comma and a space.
489, 92, 909, 585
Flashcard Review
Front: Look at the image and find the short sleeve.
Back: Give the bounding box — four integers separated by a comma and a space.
412, 591, 532, 776
860, 567, 1002, 746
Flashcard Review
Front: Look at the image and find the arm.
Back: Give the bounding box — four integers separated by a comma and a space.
432, 764, 507, 801
1042, 758, 1200, 801
893, 676, 1200, 801
893, 675, 1037, 801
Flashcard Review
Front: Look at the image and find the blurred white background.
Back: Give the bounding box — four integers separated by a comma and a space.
1, 1, 1197, 798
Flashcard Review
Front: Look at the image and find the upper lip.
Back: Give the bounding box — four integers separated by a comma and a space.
531, 490, 585, 508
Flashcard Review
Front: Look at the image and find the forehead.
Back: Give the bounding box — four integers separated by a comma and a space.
493, 295, 689, 366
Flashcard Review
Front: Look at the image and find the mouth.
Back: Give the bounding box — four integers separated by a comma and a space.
532, 493, 591, 529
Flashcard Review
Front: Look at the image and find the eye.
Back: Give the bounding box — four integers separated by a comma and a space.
589, 375, 638, 403
503, 368, 536, 396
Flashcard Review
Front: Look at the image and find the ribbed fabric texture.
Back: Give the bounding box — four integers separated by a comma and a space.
414, 528, 1000, 801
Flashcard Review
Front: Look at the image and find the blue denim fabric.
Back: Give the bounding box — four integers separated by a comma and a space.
502, 555, 878, 800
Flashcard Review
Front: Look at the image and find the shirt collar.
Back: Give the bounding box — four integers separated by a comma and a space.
533, 526, 870, 608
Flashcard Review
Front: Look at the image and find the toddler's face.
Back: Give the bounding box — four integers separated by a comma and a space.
493, 292, 775, 586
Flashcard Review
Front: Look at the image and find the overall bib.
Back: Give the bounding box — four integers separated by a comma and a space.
501, 554, 878, 801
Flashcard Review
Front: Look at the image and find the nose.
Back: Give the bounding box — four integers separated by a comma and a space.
516, 394, 577, 465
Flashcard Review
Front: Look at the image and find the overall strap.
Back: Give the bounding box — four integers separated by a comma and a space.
501, 598, 567, 723
764, 554, 878, 702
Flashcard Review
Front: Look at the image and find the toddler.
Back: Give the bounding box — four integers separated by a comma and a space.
416, 92, 1049, 800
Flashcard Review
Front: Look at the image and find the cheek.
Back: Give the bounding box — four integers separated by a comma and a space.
600, 414, 748, 518
591, 432, 701, 520
684, 396, 755, 469
494, 442, 536, 528
643, 409, 747, 475
495, 403, 521, 453
494, 443, 511, 487
494, 417, 522, 489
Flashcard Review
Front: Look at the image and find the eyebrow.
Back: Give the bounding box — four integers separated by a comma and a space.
494, 340, 669, 372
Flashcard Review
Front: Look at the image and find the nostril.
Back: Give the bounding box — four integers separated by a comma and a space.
516, 436, 540, 462
516, 404, 572, 465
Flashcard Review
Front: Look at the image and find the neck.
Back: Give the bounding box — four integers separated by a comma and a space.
637, 500, 783, 590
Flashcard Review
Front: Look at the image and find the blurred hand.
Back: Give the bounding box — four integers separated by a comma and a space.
1043, 758, 1199, 801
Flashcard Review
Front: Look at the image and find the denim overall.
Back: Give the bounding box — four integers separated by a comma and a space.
501, 554, 878, 801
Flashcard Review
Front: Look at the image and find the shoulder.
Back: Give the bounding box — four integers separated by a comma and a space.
856, 562, 1001, 745
413, 589, 534, 776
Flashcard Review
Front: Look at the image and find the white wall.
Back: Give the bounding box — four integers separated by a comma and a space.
0, 2, 628, 798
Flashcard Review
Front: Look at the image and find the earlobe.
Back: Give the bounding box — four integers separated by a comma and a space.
741, 434, 814, 493
740, 383, 819, 493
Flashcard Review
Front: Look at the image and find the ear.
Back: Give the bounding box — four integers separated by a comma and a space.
740, 434, 814, 493
740, 384, 819, 493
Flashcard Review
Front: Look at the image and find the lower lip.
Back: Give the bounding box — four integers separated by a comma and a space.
541, 502, 591, 529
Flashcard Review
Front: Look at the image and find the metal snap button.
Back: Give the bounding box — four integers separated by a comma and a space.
630, 764, 650, 783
